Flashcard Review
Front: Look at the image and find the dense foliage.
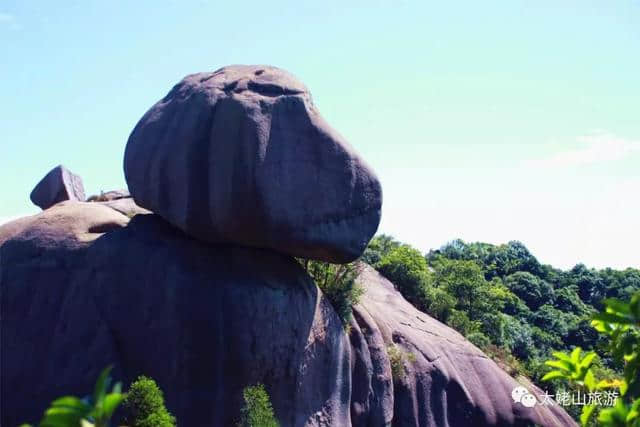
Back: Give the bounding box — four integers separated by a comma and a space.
363, 235, 640, 419
238, 384, 279, 427
543, 293, 640, 426
122, 376, 176, 427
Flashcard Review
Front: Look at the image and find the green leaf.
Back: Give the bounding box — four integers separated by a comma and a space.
545, 360, 573, 372
593, 312, 634, 325
584, 369, 596, 391
580, 404, 596, 427
604, 298, 631, 315
571, 347, 582, 364
102, 393, 125, 419
580, 352, 596, 369
541, 370, 567, 381
551, 351, 573, 362
51, 396, 91, 414
93, 365, 113, 406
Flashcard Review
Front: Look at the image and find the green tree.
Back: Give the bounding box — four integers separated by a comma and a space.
377, 245, 431, 309
505, 271, 554, 310
122, 376, 175, 427
300, 260, 364, 325
238, 384, 279, 427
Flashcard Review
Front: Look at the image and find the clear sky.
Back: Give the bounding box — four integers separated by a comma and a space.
1, 1, 639, 270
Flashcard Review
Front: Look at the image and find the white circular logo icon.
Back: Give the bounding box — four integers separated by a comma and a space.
511, 386, 537, 407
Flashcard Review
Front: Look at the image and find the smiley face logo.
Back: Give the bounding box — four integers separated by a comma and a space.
520, 393, 537, 408
511, 386, 529, 403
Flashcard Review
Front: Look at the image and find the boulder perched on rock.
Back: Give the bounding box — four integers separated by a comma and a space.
0, 205, 575, 427
124, 65, 382, 263
30, 165, 85, 209
0, 203, 350, 427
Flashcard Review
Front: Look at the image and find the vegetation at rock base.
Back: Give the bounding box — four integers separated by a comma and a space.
299, 259, 364, 326
238, 383, 279, 427
20, 368, 175, 427
363, 235, 640, 423
122, 376, 176, 427
20, 366, 125, 427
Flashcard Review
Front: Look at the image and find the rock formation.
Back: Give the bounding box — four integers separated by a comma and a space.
124, 65, 382, 264
0, 203, 350, 426
1, 65, 575, 426
29, 164, 85, 209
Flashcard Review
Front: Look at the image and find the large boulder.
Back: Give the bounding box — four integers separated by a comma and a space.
30, 165, 85, 209
124, 65, 382, 263
0, 203, 350, 427
0, 205, 575, 426
350, 265, 576, 427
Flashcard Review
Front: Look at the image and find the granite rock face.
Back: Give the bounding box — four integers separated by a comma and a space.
30, 165, 86, 209
350, 265, 576, 427
124, 65, 382, 263
0, 205, 575, 427
0, 203, 350, 427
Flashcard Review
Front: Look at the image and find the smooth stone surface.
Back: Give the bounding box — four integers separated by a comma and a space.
351, 265, 576, 427
124, 65, 382, 263
30, 165, 86, 210
0, 203, 350, 427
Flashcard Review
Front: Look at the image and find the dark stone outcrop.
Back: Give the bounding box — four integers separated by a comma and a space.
0, 203, 350, 427
0, 205, 575, 426
124, 65, 382, 264
30, 165, 85, 209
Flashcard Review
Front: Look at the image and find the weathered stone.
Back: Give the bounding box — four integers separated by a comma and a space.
351, 265, 576, 427
0, 204, 350, 427
124, 65, 382, 263
30, 165, 85, 209
0, 205, 575, 426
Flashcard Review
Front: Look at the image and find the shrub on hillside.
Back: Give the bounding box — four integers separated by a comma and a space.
300, 260, 364, 325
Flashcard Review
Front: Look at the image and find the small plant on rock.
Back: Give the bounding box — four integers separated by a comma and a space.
122, 376, 176, 427
387, 344, 416, 382
238, 383, 279, 427
299, 259, 364, 326
20, 366, 124, 427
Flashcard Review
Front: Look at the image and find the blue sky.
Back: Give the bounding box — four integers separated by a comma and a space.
1, 1, 639, 269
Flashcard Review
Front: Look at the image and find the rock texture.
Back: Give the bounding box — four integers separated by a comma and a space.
124, 65, 382, 263
351, 265, 576, 427
0, 205, 575, 427
30, 165, 85, 209
0, 203, 350, 427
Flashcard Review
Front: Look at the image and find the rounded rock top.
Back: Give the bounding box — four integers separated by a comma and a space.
124, 64, 382, 263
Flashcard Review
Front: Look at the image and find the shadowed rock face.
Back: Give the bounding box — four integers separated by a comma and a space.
30, 165, 85, 209
0, 203, 350, 427
0, 205, 575, 427
124, 65, 382, 264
